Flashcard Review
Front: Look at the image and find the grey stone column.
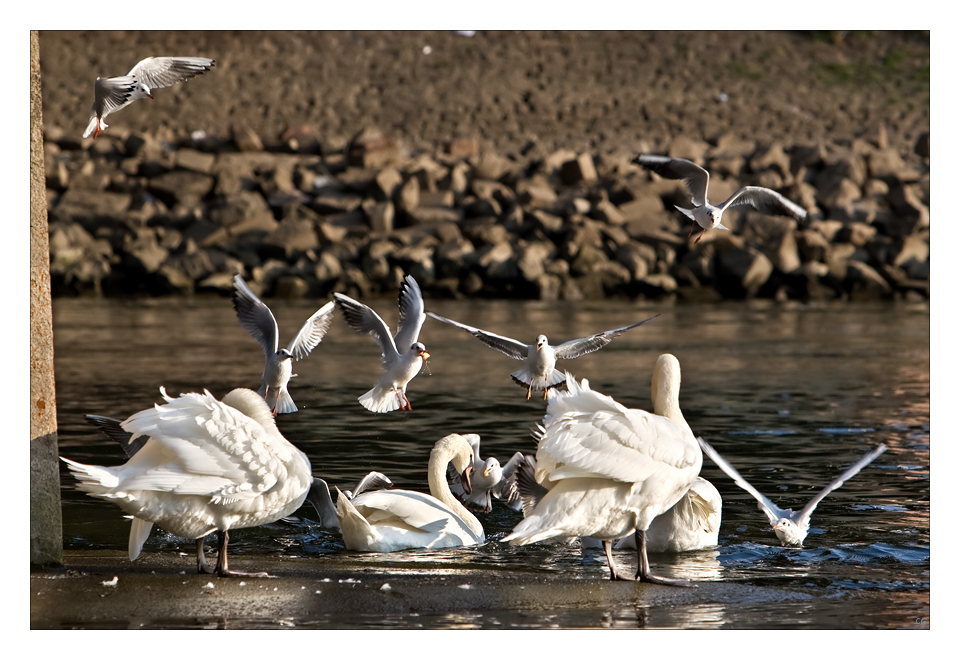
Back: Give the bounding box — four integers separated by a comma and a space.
30, 30, 63, 567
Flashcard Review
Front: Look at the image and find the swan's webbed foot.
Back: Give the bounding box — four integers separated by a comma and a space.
634, 529, 695, 588
214, 530, 275, 579
603, 540, 636, 581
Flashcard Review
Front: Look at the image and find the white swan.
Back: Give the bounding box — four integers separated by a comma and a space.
633, 154, 807, 243
502, 355, 702, 586
448, 433, 525, 512
61, 387, 314, 577
334, 275, 429, 413
233, 275, 335, 415
334, 434, 485, 552
427, 311, 657, 400
698, 437, 887, 546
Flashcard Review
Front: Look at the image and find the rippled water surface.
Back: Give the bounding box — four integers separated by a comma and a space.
51, 297, 929, 629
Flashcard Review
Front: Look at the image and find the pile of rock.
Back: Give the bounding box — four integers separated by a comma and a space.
44, 125, 929, 302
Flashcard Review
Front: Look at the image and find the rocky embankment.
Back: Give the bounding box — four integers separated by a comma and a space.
44, 125, 929, 302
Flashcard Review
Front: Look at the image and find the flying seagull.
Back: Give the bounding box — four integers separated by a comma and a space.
698, 437, 887, 546
633, 154, 807, 243
83, 56, 215, 138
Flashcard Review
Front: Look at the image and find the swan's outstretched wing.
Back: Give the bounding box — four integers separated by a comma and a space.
794, 444, 887, 528
427, 312, 530, 360
286, 301, 335, 359
634, 155, 710, 207
553, 315, 658, 360
697, 436, 789, 526
393, 275, 426, 353
232, 275, 280, 357
126, 56, 215, 90
84, 414, 147, 458
334, 293, 401, 367
718, 186, 807, 222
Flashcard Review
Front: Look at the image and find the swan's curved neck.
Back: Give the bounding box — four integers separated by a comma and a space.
652, 368, 690, 432
427, 446, 483, 538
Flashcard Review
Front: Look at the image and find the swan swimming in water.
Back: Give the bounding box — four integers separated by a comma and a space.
334, 434, 485, 552
334, 275, 430, 413
233, 274, 335, 415
502, 355, 702, 586
426, 311, 658, 400
698, 437, 887, 546
61, 387, 314, 577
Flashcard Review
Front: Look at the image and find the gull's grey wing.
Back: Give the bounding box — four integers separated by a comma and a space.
553, 314, 659, 360
334, 292, 400, 366
426, 311, 530, 360
697, 436, 790, 526
286, 300, 335, 360
393, 275, 426, 353
232, 275, 280, 357
634, 154, 710, 207
93, 75, 137, 118
494, 451, 528, 503
794, 444, 888, 527
84, 414, 147, 458
127, 56, 215, 90
718, 186, 807, 222
303, 477, 340, 529
461, 433, 482, 459
352, 471, 394, 499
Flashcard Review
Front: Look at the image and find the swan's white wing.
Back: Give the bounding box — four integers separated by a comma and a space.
536, 376, 699, 484
351, 489, 477, 538
697, 436, 788, 525
427, 311, 529, 360
552, 315, 658, 360
393, 275, 426, 353
118, 389, 290, 502
232, 275, 280, 357
126, 56, 215, 90
334, 293, 401, 368
794, 444, 887, 527
634, 155, 710, 207
718, 186, 807, 222
286, 300, 335, 359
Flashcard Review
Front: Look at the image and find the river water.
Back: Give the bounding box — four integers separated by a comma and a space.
50, 296, 930, 629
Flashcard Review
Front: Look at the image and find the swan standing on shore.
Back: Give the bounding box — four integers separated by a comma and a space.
83, 56, 215, 139
633, 154, 807, 243
698, 438, 887, 546
503, 355, 702, 586
426, 311, 658, 400
61, 388, 315, 577
334, 275, 430, 413
233, 275, 335, 415
335, 434, 485, 552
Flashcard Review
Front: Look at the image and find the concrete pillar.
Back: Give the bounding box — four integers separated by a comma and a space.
30, 30, 63, 567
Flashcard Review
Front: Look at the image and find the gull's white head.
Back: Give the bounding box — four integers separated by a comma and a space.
277, 348, 294, 361
535, 335, 548, 351
773, 517, 806, 546
481, 457, 502, 481
411, 341, 430, 360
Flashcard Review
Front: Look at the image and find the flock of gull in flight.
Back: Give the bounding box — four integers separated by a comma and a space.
61, 55, 887, 585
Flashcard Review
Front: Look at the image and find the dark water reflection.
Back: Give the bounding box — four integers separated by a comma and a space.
52, 297, 929, 628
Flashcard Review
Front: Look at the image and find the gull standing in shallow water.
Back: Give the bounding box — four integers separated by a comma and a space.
83, 56, 215, 139
61, 388, 315, 578
233, 275, 335, 415
502, 355, 702, 586
426, 312, 658, 400
633, 154, 807, 243
698, 438, 887, 546
334, 275, 429, 413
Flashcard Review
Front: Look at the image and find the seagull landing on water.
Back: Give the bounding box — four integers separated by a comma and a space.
633, 154, 807, 244
427, 311, 658, 400
698, 438, 887, 546
83, 56, 215, 139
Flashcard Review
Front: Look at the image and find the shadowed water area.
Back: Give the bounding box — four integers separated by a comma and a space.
39, 297, 929, 629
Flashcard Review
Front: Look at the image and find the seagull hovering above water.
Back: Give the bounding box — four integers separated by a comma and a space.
334, 275, 430, 413
427, 311, 658, 400
698, 437, 887, 546
83, 56, 215, 139
633, 154, 807, 244
232, 275, 335, 415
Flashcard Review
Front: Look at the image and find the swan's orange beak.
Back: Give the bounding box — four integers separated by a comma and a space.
460, 465, 473, 494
